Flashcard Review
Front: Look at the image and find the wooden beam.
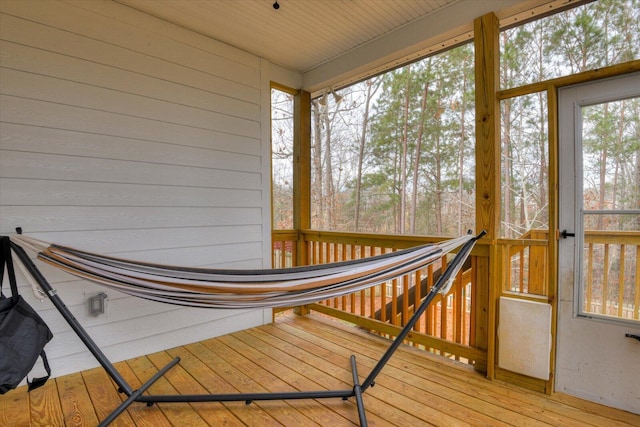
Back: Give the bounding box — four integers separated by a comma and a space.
293, 90, 311, 267
474, 12, 500, 378
497, 60, 640, 100
475, 12, 500, 239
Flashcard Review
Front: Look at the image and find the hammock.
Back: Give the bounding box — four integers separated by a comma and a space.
4, 231, 484, 427
11, 234, 473, 309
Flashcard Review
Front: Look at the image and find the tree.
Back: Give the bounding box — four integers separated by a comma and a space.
292, 0, 638, 240
271, 89, 294, 229
354, 77, 382, 231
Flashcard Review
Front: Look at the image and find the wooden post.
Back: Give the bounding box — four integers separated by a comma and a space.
474, 12, 500, 377
293, 90, 311, 315
293, 90, 311, 263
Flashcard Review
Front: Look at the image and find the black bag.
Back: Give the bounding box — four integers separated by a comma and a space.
0, 236, 53, 394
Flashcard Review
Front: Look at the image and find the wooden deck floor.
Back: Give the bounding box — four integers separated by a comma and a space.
2, 312, 639, 426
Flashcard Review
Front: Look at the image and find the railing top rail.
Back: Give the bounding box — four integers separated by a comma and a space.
299, 229, 489, 255
272, 230, 299, 240
497, 238, 548, 247
300, 229, 444, 246
584, 230, 640, 245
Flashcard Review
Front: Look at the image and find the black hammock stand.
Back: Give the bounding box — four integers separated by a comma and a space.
2, 231, 484, 426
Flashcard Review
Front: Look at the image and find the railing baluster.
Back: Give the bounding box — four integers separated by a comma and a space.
413, 270, 420, 332
350, 244, 356, 313
391, 267, 398, 326
455, 270, 462, 345
618, 245, 625, 318
332, 243, 340, 308
635, 244, 640, 320
586, 242, 594, 312
519, 249, 525, 292
603, 244, 610, 315
463, 281, 470, 346
440, 294, 447, 341
271, 230, 484, 364
402, 273, 409, 326
469, 257, 476, 348
359, 245, 366, 316
380, 248, 388, 323
440, 257, 449, 340
425, 263, 434, 335
369, 247, 377, 318
341, 243, 347, 310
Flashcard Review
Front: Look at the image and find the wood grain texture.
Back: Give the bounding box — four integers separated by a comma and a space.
57, 372, 100, 426
473, 12, 500, 375
2, 314, 637, 426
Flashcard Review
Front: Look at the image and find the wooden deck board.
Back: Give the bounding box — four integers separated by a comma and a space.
280, 317, 505, 426
57, 372, 100, 426
219, 332, 358, 426
251, 324, 426, 427
146, 350, 245, 427
239, 328, 392, 426
180, 341, 286, 426
291, 314, 637, 427
205, 335, 328, 426
0, 379, 30, 426
127, 355, 210, 427
28, 378, 64, 426
1, 312, 638, 426
112, 360, 170, 427
268, 321, 479, 426
81, 366, 135, 427
283, 316, 540, 425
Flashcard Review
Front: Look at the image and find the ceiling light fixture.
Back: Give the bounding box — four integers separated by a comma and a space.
331, 89, 343, 104
318, 88, 343, 106
318, 90, 328, 106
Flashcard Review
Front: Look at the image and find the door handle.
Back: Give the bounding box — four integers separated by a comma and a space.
626, 334, 640, 342
560, 230, 575, 238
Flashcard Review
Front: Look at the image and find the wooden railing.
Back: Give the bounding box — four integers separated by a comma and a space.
273, 228, 639, 373
272, 230, 298, 269
497, 229, 639, 320
272, 230, 488, 370
498, 229, 550, 297
582, 230, 640, 320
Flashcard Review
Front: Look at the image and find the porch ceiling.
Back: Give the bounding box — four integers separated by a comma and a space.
115, 0, 555, 92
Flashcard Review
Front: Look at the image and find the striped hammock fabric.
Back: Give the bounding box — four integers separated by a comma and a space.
11, 234, 474, 309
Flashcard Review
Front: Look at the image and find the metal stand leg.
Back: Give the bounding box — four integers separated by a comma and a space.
360, 232, 483, 392
10, 241, 135, 397
350, 355, 368, 427
98, 357, 181, 427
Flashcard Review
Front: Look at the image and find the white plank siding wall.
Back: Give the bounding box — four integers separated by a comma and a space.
0, 0, 286, 377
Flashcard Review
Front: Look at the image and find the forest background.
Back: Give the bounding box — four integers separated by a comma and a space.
272, 0, 639, 240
